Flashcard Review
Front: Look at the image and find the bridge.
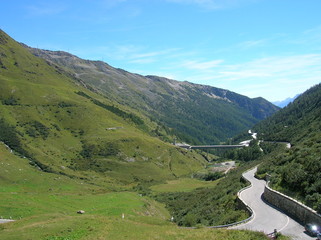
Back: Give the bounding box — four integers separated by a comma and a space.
175, 143, 246, 150
190, 144, 245, 149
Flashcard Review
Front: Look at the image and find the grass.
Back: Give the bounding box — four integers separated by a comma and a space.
0, 143, 270, 240
0, 29, 208, 189
0, 144, 127, 218
1, 215, 270, 240
150, 178, 219, 193
0, 30, 272, 239
93, 217, 268, 240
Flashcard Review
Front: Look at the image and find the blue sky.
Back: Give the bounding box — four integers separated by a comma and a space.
1, 0, 321, 101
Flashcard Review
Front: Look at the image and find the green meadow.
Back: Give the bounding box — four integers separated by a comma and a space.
0, 30, 272, 239
150, 178, 218, 193
0, 143, 270, 240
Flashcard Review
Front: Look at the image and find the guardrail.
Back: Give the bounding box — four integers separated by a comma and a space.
263, 182, 321, 226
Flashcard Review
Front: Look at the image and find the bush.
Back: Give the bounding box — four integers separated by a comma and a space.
80, 141, 120, 159
2, 96, 19, 105
0, 118, 24, 153
25, 121, 50, 139
193, 171, 224, 181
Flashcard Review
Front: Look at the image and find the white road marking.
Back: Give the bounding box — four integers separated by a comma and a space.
278, 215, 290, 232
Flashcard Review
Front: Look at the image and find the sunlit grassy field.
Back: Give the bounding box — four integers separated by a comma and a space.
0, 143, 271, 240
150, 178, 219, 193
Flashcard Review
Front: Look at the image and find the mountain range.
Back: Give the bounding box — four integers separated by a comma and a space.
0, 28, 281, 189
24, 45, 279, 144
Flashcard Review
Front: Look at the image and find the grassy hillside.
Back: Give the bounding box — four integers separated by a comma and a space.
0, 29, 207, 189
254, 83, 321, 213
26, 47, 279, 144
0, 143, 270, 240
0, 29, 272, 239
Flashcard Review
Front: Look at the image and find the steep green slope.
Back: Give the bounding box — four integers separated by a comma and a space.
0, 29, 271, 239
25, 47, 279, 144
254, 83, 321, 213
0, 29, 206, 188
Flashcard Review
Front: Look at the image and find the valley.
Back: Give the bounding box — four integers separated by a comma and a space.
0, 140, 269, 240
25, 45, 279, 145
1, 28, 321, 240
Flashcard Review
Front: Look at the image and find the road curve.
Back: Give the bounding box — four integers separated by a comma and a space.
230, 167, 314, 240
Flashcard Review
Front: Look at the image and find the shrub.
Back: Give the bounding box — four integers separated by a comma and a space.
2, 96, 19, 105
0, 118, 24, 153
80, 141, 120, 159
25, 121, 50, 139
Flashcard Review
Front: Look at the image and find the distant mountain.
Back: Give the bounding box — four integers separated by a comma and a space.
24, 46, 279, 144
254, 83, 321, 213
272, 94, 300, 108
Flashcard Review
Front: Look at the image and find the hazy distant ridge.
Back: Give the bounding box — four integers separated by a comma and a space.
273, 94, 300, 108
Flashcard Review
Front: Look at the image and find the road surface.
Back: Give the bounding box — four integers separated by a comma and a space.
231, 167, 314, 240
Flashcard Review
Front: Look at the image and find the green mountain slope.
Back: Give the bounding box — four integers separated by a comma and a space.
0, 29, 272, 240
0, 136, 269, 240
254, 83, 321, 213
25, 46, 279, 144
0, 29, 207, 187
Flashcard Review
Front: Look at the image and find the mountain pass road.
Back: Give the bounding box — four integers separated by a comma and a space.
230, 167, 315, 240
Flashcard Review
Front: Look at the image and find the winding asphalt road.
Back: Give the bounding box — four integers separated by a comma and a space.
230, 167, 314, 240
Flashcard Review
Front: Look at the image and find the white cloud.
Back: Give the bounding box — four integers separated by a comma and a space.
166, 0, 260, 10
106, 45, 181, 64
235, 54, 321, 78
303, 25, 321, 37
181, 59, 224, 70
213, 54, 321, 80
177, 54, 321, 101
132, 49, 178, 59
167, 0, 220, 9
238, 39, 267, 49
25, 2, 67, 16
129, 58, 156, 64
97, 0, 128, 8
74, 44, 182, 66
